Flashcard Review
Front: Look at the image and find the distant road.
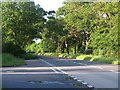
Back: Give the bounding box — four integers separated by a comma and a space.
1, 55, 119, 89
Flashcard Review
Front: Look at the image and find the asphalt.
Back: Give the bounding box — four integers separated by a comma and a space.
1, 55, 119, 89
2, 59, 88, 89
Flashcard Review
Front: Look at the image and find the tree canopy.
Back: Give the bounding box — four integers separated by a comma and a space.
1, 1, 119, 58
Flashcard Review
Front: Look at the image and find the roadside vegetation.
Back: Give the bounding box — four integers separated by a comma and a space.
1, 53, 25, 67
39, 53, 120, 65
1, 2, 119, 66
19, 53, 38, 60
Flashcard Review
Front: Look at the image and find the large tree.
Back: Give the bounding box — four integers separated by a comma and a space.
2, 2, 46, 55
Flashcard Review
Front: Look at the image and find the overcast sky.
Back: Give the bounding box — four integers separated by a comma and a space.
34, 0, 64, 11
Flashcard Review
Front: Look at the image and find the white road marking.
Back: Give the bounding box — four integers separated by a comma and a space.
87, 85, 94, 88
110, 70, 114, 72
40, 59, 66, 74
73, 78, 77, 80
94, 66, 103, 69
109, 70, 119, 73
82, 82, 88, 85
49, 67, 59, 73
77, 80, 82, 82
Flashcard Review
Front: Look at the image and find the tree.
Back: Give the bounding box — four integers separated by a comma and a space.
90, 2, 118, 57
2, 2, 46, 55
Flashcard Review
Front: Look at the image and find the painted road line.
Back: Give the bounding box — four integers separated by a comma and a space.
110, 70, 115, 72
49, 67, 59, 73
40, 59, 66, 74
40, 59, 95, 89
82, 82, 88, 85
97, 66, 103, 69
73, 78, 78, 80
110, 70, 119, 73
77, 80, 83, 82
87, 85, 94, 88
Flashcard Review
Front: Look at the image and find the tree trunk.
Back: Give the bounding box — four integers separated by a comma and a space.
77, 40, 82, 53
61, 41, 65, 53
74, 46, 76, 54
65, 40, 69, 54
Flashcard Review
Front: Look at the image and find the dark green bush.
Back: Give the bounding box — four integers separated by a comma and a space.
20, 53, 38, 60
84, 49, 93, 54
2, 42, 25, 57
1, 53, 25, 67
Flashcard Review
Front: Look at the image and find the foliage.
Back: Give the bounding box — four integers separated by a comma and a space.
2, 42, 25, 56
19, 53, 38, 60
90, 2, 118, 57
1, 53, 25, 67
39, 39, 56, 52
2, 1, 118, 64
2, 2, 45, 55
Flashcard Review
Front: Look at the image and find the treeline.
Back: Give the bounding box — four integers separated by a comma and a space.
1, 1, 119, 58
26, 2, 119, 57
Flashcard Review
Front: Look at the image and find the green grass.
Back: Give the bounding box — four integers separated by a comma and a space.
39, 52, 120, 65
91, 56, 120, 64
76, 55, 93, 60
20, 53, 38, 60
1, 53, 25, 67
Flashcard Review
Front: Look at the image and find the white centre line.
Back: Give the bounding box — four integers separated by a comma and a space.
97, 66, 103, 69
40, 59, 66, 74
49, 67, 59, 73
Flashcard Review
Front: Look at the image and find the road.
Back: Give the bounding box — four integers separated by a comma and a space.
1, 55, 119, 89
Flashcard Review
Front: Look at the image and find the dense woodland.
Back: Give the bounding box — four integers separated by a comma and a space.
1, 1, 119, 58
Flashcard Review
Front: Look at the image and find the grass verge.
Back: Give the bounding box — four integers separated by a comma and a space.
39, 52, 120, 65
1, 53, 25, 67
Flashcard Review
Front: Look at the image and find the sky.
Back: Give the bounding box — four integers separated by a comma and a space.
33, 0, 65, 11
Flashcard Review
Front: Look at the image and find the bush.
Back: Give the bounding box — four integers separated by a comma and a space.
112, 60, 120, 65
84, 49, 93, 54
20, 53, 38, 60
2, 42, 25, 56
1, 53, 25, 67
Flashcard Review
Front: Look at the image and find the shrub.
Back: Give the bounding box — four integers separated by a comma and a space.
1, 53, 25, 67
20, 53, 38, 60
83, 49, 93, 54
2, 42, 25, 57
